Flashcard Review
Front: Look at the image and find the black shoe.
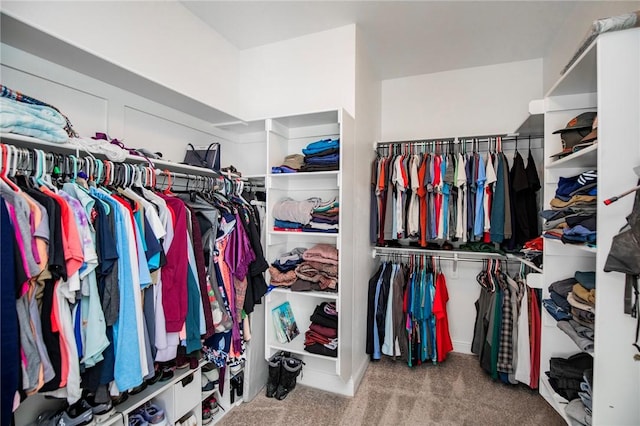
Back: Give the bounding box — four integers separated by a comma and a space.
128, 381, 147, 395
266, 352, 283, 398
231, 371, 244, 398
275, 356, 304, 401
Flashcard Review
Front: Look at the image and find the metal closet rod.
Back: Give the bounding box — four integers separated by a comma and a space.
377, 134, 544, 147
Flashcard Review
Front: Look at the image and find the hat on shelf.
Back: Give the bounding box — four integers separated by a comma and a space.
550, 112, 597, 158
580, 115, 598, 143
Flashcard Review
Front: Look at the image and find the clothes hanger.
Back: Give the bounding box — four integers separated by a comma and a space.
0, 144, 21, 192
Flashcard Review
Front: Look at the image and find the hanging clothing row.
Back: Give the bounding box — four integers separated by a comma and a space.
0, 143, 268, 412
471, 259, 541, 389
366, 254, 453, 367
371, 137, 541, 250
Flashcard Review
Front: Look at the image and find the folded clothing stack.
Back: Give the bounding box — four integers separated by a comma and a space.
300, 138, 340, 172
305, 302, 338, 357
0, 89, 73, 143
289, 244, 339, 292
565, 369, 593, 426
542, 171, 597, 246
543, 272, 596, 353
269, 248, 307, 287
546, 353, 593, 424
273, 197, 339, 233
272, 154, 305, 174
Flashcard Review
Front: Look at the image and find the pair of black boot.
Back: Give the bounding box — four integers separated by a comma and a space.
266, 352, 304, 400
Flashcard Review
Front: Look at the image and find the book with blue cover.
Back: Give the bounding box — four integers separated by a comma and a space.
272, 301, 300, 343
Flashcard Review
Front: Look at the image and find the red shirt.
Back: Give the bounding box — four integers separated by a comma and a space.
433, 272, 453, 362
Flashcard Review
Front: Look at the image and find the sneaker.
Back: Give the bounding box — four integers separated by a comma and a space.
129, 414, 149, 426
85, 393, 114, 418
58, 400, 94, 426
128, 382, 147, 395
201, 408, 213, 425
139, 402, 167, 426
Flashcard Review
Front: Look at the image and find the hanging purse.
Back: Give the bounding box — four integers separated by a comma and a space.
183, 143, 221, 171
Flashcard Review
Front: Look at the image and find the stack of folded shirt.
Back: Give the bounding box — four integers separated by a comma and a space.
304, 302, 338, 357
269, 248, 307, 287
543, 277, 575, 321
542, 171, 597, 246
271, 154, 305, 174
291, 244, 339, 292
565, 369, 593, 426
272, 197, 340, 233
568, 271, 596, 331
300, 138, 340, 172
308, 198, 339, 233
547, 352, 593, 402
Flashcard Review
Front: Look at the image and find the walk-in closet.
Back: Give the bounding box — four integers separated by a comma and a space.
1, 2, 639, 426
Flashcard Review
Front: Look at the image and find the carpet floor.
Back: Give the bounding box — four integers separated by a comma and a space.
218, 352, 565, 426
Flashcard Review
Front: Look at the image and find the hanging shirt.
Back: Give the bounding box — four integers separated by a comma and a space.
490, 154, 506, 243
483, 154, 498, 239
407, 155, 420, 237
433, 272, 453, 362
473, 154, 487, 239
433, 155, 443, 239
455, 152, 467, 241
417, 155, 428, 247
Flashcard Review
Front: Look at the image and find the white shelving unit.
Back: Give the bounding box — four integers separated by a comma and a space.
539, 28, 640, 425
263, 109, 360, 396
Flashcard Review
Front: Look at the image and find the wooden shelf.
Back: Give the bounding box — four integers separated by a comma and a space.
546, 144, 597, 169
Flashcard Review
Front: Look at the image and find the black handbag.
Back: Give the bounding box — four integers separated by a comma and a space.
183, 143, 220, 170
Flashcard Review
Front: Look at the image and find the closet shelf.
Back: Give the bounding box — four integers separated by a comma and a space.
544, 238, 597, 256
0, 132, 220, 177
268, 338, 338, 362
201, 387, 218, 402
540, 376, 572, 423
546, 37, 597, 98
269, 287, 339, 300
269, 170, 340, 178
546, 144, 597, 169
116, 363, 203, 416
269, 230, 339, 238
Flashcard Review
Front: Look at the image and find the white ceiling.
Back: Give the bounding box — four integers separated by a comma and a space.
181, 1, 579, 80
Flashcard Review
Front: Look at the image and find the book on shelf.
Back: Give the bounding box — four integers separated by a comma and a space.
271, 301, 300, 343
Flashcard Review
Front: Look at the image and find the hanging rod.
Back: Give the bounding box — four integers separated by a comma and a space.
376, 134, 544, 148
372, 246, 505, 260
372, 247, 543, 273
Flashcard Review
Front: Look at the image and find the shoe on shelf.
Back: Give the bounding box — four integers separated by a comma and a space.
159, 365, 175, 382
129, 414, 149, 426
202, 378, 217, 392
111, 391, 129, 406
84, 392, 114, 419
201, 362, 216, 373
47, 400, 94, 426
203, 367, 219, 384
202, 408, 213, 425
128, 381, 147, 395
139, 402, 167, 426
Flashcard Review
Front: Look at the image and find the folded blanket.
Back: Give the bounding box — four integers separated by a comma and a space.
0, 97, 66, 125
306, 222, 339, 231
311, 216, 339, 225
0, 99, 69, 143
303, 260, 338, 277
303, 244, 339, 264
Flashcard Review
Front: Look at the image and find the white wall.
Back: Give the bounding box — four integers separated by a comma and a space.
1, 1, 242, 118
239, 25, 356, 121
379, 58, 544, 353
352, 27, 381, 383
543, 1, 640, 93
1, 43, 238, 165
381, 58, 543, 141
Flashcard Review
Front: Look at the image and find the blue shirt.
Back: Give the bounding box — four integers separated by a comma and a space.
90, 188, 143, 391
474, 154, 487, 238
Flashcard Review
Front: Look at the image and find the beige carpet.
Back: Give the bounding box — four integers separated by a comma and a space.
218, 353, 565, 426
